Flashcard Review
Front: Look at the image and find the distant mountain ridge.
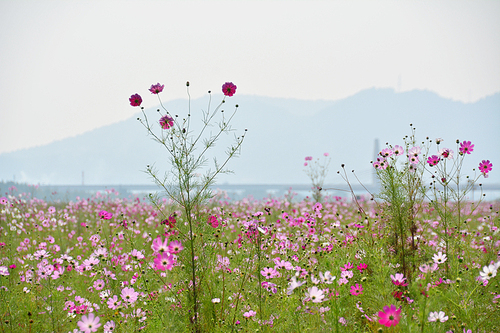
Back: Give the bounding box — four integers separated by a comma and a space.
1, 88, 499, 185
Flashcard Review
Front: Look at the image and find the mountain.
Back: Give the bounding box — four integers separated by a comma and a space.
1, 88, 499, 186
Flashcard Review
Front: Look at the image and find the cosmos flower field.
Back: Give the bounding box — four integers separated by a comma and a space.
0, 188, 499, 333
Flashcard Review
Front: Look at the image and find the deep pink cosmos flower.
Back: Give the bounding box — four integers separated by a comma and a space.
427, 155, 440, 167
357, 263, 367, 273
129, 94, 142, 107
208, 215, 219, 228
479, 160, 492, 175
159, 115, 174, 129
149, 83, 164, 94
98, 210, 113, 220
378, 304, 402, 327
222, 82, 237, 97
77, 312, 101, 333
350, 283, 363, 296
459, 141, 474, 155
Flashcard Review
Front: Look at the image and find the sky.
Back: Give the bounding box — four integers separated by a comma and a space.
0, 0, 499, 155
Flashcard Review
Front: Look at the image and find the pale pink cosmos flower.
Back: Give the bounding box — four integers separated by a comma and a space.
408, 146, 421, 157
243, 310, 256, 318
103, 320, 116, 333
393, 145, 405, 156
121, 287, 139, 304
151, 237, 169, 253
438, 148, 454, 160
107, 295, 121, 310
305, 286, 325, 303
380, 148, 393, 158
390, 273, 408, 286
77, 312, 101, 333
287, 276, 306, 295
261, 267, 280, 279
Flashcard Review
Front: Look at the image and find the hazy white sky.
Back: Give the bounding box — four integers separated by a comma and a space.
0, 0, 499, 154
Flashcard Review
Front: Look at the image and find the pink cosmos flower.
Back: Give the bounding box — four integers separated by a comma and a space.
121, 287, 139, 304
378, 304, 402, 327
393, 145, 404, 156
159, 115, 174, 129
305, 156, 313, 161
153, 252, 176, 271
104, 320, 116, 333
390, 273, 408, 287
409, 155, 419, 165
350, 283, 363, 296
357, 263, 368, 273
459, 141, 474, 155
324, 152, 329, 157
380, 148, 393, 157
408, 146, 421, 157
222, 82, 237, 97
427, 155, 440, 166
0, 197, 7, 205
243, 310, 256, 318
167, 240, 183, 254
149, 83, 164, 94
93, 279, 105, 291
208, 215, 219, 228
107, 295, 121, 310
479, 160, 492, 175
129, 94, 142, 107
261, 267, 280, 279
305, 286, 325, 303
151, 237, 169, 253
98, 210, 113, 220
77, 312, 101, 333
341, 262, 354, 271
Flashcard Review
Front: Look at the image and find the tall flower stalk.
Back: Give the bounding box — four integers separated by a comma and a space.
131, 81, 245, 331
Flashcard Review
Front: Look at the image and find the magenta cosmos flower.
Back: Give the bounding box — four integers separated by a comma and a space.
159, 115, 174, 129
479, 160, 492, 175
427, 155, 440, 167
222, 82, 237, 96
77, 312, 101, 333
98, 210, 113, 220
459, 141, 474, 155
129, 93, 142, 107
149, 83, 164, 94
350, 283, 363, 296
378, 304, 402, 327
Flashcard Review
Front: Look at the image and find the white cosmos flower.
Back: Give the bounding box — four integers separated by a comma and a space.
428, 311, 448, 322
432, 252, 447, 264
287, 276, 306, 295
479, 264, 497, 281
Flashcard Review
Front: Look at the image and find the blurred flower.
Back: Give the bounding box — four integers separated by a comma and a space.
77, 312, 101, 333
149, 83, 164, 94
287, 276, 306, 295
378, 304, 401, 327
222, 82, 237, 96
129, 93, 142, 107
428, 311, 448, 322
98, 210, 113, 220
